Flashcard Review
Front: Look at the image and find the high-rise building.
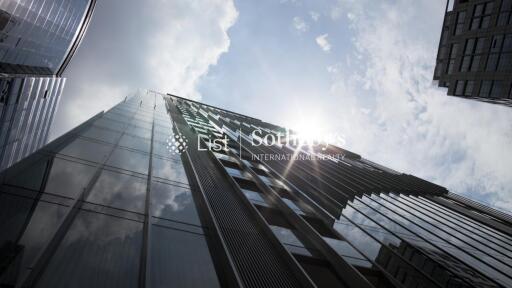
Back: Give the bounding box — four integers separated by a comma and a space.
0, 91, 511, 288
0, 0, 96, 170
434, 0, 512, 107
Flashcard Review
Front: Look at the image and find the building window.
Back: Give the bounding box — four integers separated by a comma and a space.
479, 80, 493, 97
446, 43, 459, 74
498, 0, 512, 26
460, 38, 486, 72
455, 80, 465, 95
465, 81, 474, 96
454, 10, 466, 35
486, 34, 512, 72
455, 80, 474, 97
490, 81, 504, 98
478, 80, 505, 98
470, 2, 494, 30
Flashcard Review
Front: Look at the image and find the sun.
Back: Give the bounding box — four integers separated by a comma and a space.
288, 117, 330, 149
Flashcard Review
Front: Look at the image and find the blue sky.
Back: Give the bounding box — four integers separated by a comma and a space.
52, 0, 512, 212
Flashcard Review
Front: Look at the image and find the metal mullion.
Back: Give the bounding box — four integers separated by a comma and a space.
409, 195, 512, 248
378, 193, 512, 273
355, 195, 500, 287
206, 146, 317, 288
168, 103, 244, 288
139, 93, 156, 288
361, 194, 506, 287
429, 195, 512, 238
240, 141, 446, 288
229, 134, 405, 288
344, 200, 478, 288
231, 153, 380, 288
191, 123, 308, 288
178, 105, 309, 287
318, 158, 380, 191
395, 193, 512, 257
21, 99, 141, 287
417, 196, 512, 244
243, 141, 487, 288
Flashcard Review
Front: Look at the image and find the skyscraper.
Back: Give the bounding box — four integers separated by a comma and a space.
434, 0, 512, 107
0, 0, 96, 170
0, 91, 510, 288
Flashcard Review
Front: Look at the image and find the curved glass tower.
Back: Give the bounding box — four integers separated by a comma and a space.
0, 0, 96, 171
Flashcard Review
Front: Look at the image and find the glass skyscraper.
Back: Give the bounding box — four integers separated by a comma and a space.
0, 91, 510, 288
0, 0, 96, 171
434, 0, 512, 107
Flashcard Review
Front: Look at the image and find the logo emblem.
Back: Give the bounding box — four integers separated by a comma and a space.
167, 133, 188, 155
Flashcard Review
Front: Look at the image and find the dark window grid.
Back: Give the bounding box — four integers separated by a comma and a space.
470, 2, 494, 30
242, 164, 439, 285
454, 11, 466, 35
498, 0, 512, 25
445, 43, 459, 74
396, 195, 512, 257
372, 194, 512, 279
359, 195, 505, 286
459, 38, 486, 72
480, 80, 507, 98
486, 34, 512, 71
455, 80, 475, 97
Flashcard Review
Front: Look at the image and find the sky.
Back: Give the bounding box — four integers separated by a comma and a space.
51, 0, 512, 212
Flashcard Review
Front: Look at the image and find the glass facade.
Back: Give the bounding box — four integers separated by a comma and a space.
0, 0, 94, 76
0, 0, 96, 172
0, 91, 510, 287
0, 77, 65, 171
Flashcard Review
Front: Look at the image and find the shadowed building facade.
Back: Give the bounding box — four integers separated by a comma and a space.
0, 91, 511, 288
434, 0, 512, 107
0, 0, 96, 170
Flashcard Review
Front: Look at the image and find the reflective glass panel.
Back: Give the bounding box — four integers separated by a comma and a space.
36, 211, 142, 288
149, 226, 220, 288
106, 148, 149, 174
87, 170, 147, 213
151, 182, 200, 226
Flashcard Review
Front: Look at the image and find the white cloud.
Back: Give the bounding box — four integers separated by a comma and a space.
315, 34, 331, 52
310, 11, 320, 21
292, 16, 309, 33
52, 0, 238, 139
327, 0, 512, 212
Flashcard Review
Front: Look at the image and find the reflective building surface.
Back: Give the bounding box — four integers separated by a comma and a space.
434, 0, 512, 107
0, 0, 95, 76
0, 91, 511, 288
0, 0, 95, 171
0, 77, 65, 170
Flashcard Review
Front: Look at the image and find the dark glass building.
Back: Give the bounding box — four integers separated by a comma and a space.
434, 0, 512, 107
0, 91, 511, 288
0, 0, 96, 171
